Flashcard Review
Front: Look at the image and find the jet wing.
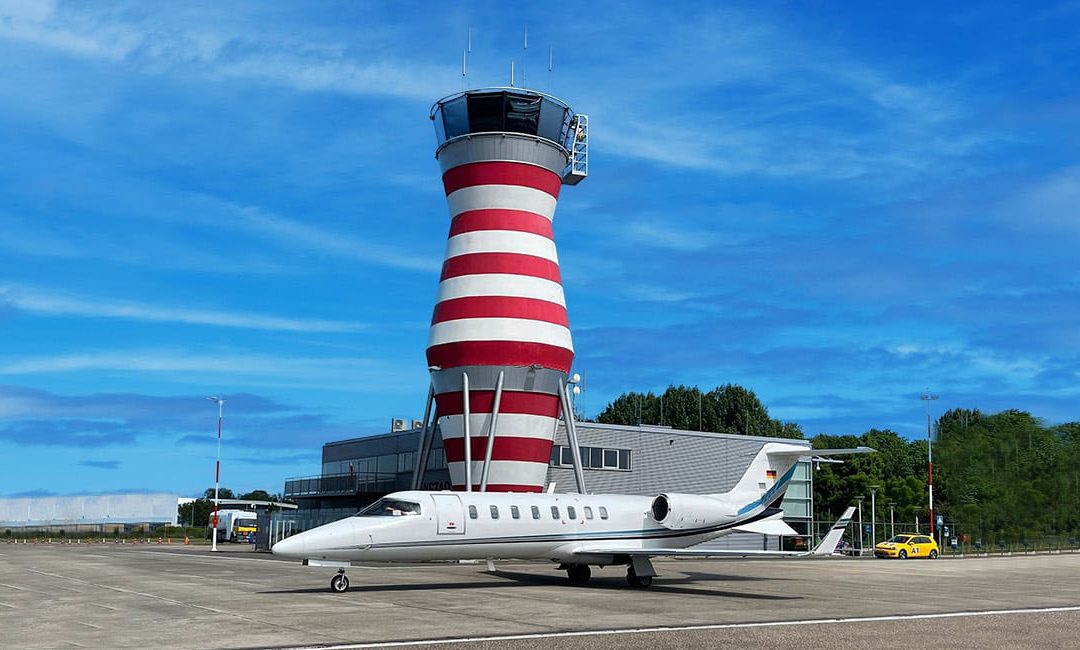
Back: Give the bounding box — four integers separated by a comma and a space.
571, 547, 807, 558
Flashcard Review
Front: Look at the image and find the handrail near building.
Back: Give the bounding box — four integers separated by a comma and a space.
283, 472, 400, 499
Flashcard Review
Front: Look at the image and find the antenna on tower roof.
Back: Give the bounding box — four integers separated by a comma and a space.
548, 46, 553, 90
462, 26, 471, 91
522, 24, 528, 88
510, 60, 515, 87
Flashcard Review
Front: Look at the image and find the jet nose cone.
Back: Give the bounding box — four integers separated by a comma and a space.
271, 533, 305, 558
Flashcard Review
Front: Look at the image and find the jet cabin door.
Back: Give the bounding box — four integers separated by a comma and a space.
431, 494, 466, 535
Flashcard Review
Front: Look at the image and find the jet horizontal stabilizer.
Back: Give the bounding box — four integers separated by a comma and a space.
732, 517, 799, 536
766, 446, 875, 459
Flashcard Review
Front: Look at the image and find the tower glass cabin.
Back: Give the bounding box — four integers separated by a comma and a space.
426, 88, 586, 493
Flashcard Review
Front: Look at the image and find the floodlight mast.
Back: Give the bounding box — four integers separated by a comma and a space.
207, 396, 224, 552
921, 392, 939, 535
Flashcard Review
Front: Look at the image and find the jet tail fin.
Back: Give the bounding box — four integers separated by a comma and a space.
810, 506, 856, 556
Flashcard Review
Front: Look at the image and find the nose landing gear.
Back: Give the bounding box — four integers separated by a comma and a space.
330, 569, 350, 593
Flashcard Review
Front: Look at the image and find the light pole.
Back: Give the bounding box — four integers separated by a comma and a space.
855, 496, 865, 555
888, 501, 896, 539
869, 485, 880, 548
207, 396, 225, 552
921, 392, 939, 536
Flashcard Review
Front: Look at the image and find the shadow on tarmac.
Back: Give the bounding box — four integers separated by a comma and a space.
262, 568, 800, 600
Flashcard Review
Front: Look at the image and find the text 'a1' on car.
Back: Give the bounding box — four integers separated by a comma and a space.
874, 534, 939, 559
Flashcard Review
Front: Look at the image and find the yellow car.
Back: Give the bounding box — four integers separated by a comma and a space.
874, 533, 939, 559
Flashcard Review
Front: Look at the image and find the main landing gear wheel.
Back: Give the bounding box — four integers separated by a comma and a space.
626, 567, 653, 589
898, 550, 907, 560
330, 570, 350, 593
566, 565, 591, 586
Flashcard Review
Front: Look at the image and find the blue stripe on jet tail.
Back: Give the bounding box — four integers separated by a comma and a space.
737, 462, 800, 516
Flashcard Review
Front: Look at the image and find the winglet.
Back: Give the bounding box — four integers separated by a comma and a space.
811, 506, 856, 556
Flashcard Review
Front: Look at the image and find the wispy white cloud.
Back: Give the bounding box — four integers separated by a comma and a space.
232, 205, 441, 273
0, 284, 368, 333
0, 1, 453, 101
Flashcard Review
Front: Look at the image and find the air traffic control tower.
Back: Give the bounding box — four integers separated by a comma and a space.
414, 87, 589, 493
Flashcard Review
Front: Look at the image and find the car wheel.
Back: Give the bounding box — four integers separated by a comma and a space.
898, 550, 907, 559
929, 549, 938, 559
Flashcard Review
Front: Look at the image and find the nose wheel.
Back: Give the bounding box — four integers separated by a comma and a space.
330, 569, 350, 593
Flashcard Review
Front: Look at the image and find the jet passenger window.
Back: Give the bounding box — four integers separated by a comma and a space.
468, 505, 478, 519
567, 506, 576, 520
599, 506, 609, 520
551, 506, 560, 519
511, 505, 520, 519
356, 499, 422, 517
490, 505, 499, 519
584, 506, 593, 520
531, 506, 541, 519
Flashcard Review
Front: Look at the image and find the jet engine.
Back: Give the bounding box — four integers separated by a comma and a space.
650, 493, 736, 530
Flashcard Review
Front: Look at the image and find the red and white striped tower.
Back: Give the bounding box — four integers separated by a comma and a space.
424, 88, 588, 493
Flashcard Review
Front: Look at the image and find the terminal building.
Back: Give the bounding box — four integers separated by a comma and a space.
282, 422, 817, 550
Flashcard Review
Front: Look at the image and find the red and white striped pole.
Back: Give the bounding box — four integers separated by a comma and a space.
208, 396, 224, 552
921, 392, 938, 535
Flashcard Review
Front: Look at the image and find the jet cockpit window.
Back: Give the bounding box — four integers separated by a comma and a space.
356, 499, 422, 517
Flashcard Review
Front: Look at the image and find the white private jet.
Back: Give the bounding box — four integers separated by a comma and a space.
272, 442, 870, 592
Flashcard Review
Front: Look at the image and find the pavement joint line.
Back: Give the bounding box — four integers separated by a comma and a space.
0, 602, 16, 609
75, 621, 102, 630
268, 605, 1080, 650
0, 581, 50, 595
21, 568, 354, 646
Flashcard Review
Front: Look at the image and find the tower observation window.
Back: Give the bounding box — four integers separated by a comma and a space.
432, 90, 573, 149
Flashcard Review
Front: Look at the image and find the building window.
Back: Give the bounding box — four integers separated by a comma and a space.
429, 448, 447, 470
567, 506, 576, 520
531, 506, 541, 519
599, 506, 608, 520
398, 452, 416, 473
489, 505, 499, 519
468, 505, 477, 519
584, 506, 593, 520
549, 446, 631, 471
511, 505, 520, 519
551, 506, 560, 519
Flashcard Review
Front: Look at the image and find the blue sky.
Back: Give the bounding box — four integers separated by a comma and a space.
2, 1, 1079, 497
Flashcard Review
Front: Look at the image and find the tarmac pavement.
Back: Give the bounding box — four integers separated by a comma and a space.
0, 542, 1078, 648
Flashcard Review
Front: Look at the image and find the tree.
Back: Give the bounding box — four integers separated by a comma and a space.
595, 383, 802, 439
239, 490, 272, 501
